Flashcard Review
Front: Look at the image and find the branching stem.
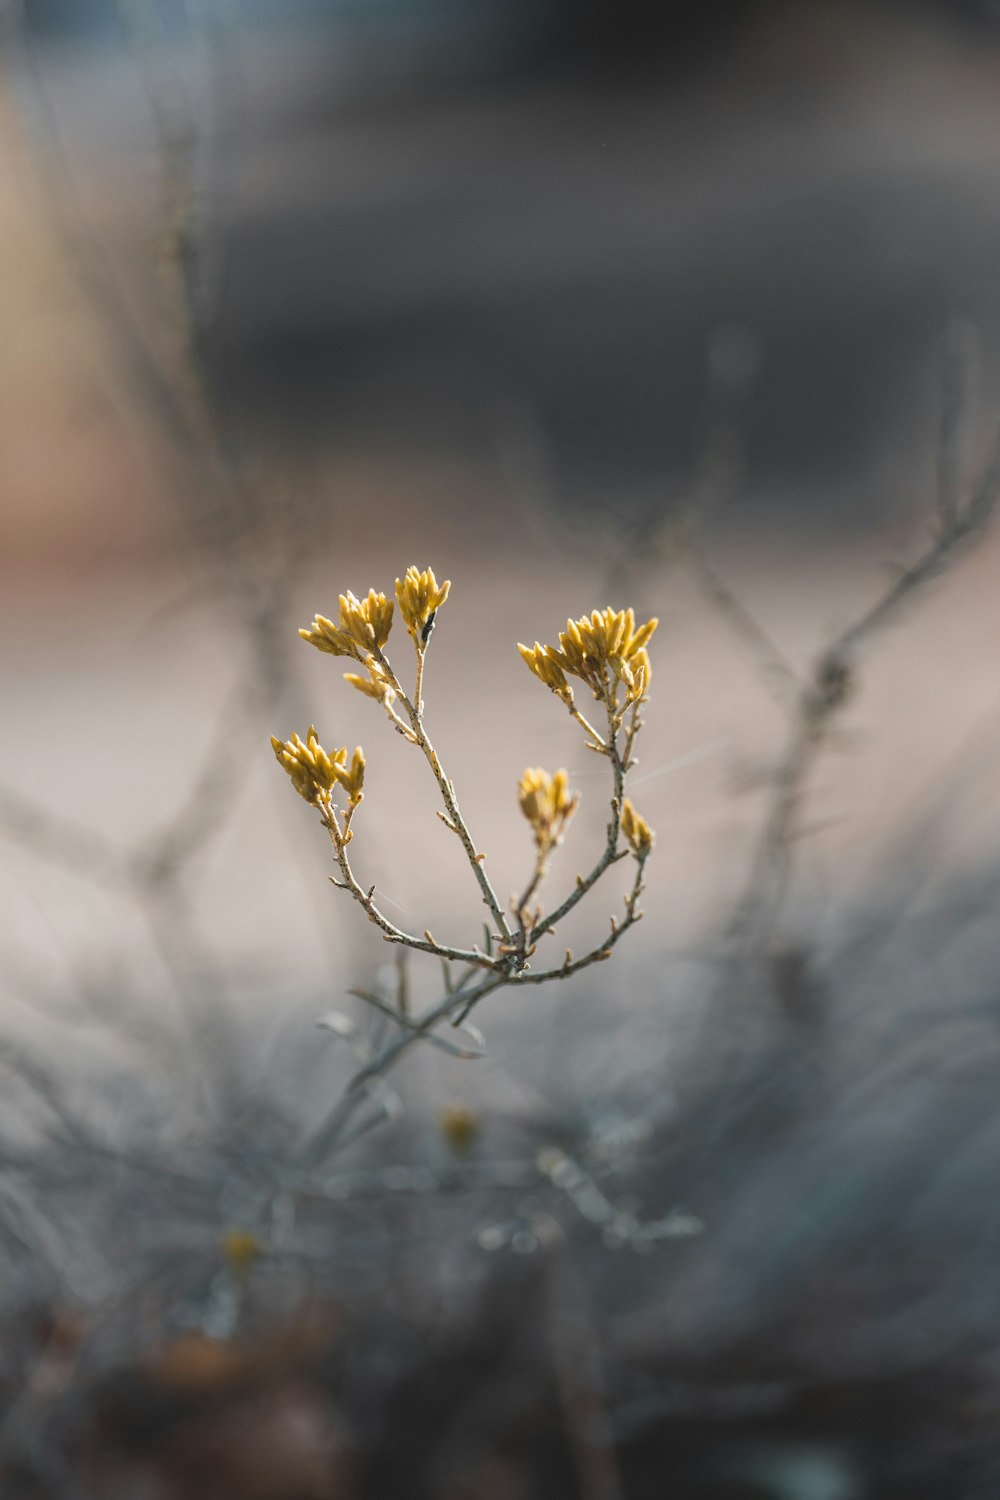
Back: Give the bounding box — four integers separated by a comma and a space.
529, 685, 628, 945
321, 801, 500, 971
521, 854, 648, 984
305, 972, 507, 1162
372, 645, 514, 943
570, 706, 606, 748
729, 420, 1000, 949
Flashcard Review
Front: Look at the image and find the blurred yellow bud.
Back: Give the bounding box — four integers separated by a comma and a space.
518, 767, 579, 853
222, 1229, 260, 1279
621, 798, 654, 856
340, 746, 366, 806
439, 1103, 479, 1154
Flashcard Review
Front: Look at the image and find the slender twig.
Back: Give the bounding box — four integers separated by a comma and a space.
321, 802, 503, 971
514, 852, 547, 930
530, 688, 628, 944
304, 973, 506, 1165
510, 848, 549, 971
372, 645, 514, 943
570, 706, 607, 748
688, 539, 801, 711
520, 854, 647, 984
344, 989, 485, 1060
730, 420, 1000, 950
836, 422, 1000, 656
0, 786, 120, 884
413, 645, 426, 717
621, 693, 643, 771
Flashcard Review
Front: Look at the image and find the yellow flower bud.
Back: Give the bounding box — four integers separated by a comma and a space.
518, 767, 579, 853
298, 614, 359, 659
395, 565, 451, 645
336, 745, 366, 806
271, 727, 348, 805
299, 588, 393, 659
338, 588, 394, 652
520, 608, 656, 702
344, 660, 395, 704
221, 1230, 260, 1279
439, 1103, 479, 1155
517, 642, 574, 703
621, 798, 654, 856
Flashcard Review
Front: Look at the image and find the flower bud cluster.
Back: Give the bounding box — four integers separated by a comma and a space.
519, 606, 656, 705
518, 767, 579, 854
271, 727, 365, 808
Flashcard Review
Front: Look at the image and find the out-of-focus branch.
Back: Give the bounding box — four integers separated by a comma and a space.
729, 420, 1000, 952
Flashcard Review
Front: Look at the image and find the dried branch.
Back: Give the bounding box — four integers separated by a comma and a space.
729, 420, 1000, 950
371, 641, 514, 943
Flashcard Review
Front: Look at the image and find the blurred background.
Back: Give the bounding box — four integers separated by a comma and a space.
4, 1, 1000, 1495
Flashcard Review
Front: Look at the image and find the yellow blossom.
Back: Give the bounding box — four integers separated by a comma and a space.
517, 641, 574, 704
271, 728, 365, 808
395, 565, 451, 646
339, 588, 394, 651
298, 615, 358, 659
344, 658, 395, 705
627, 646, 652, 703
520, 607, 657, 701
271, 727, 347, 805
340, 746, 366, 807
518, 767, 579, 853
299, 588, 393, 659
620, 798, 654, 856
549, 607, 657, 697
